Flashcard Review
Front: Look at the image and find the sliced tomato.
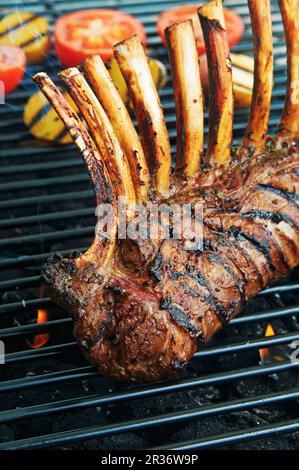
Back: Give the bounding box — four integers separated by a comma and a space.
54, 9, 147, 67
0, 44, 26, 95
157, 4, 244, 55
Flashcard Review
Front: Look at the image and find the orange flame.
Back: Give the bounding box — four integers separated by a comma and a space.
29, 309, 50, 349
259, 323, 276, 362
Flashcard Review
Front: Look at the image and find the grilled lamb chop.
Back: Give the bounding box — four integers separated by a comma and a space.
33, 0, 299, 382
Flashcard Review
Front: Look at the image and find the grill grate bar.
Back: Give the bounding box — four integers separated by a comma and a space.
154, 418, 299, 450
0, 226, 94, 248
1, 359, 298, 404
0, 79, 287, 116
0, 191, 93, 211
0, 173, 90, 193
194, 331, 299, 359
0, 110, 285, 149
258, 282, 299, 295
50, 0, 256, 8
0, 390, 298, 450
230, 305, 299, 325
0, 145, 75, 159
0, 302, 298, 337
0, 70, 285, 116
5, 341, 77, 364
0, 247, 88, 270
0, 365, 298, 424
0, 274, 42, 291
53, 1, 281, 16
0, 366, 96, 393
0, 298, 52, 315
4, 331, 299, 365
0, 207, 94, 229
0, 317, 72, 337
0, 158, 83, 176
0, 260, 298, 294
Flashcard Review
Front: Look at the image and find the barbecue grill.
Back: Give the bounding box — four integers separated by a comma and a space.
0, 0, 299, 451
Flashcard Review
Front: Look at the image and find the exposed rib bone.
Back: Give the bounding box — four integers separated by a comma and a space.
32, 73, 113, 207
82, 55, 150, 202
59, 68, 136, 216
277, 0, 299, 139
198, 0, 233, 165
242, 0, 273, 150
113, 35, 171, 197
165, 20, 204, 178
32, 72, 116, 269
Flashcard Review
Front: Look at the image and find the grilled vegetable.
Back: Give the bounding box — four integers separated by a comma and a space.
0, 44, 26, 95
23, 89, 78, 144
231, 53, 254, 108
54, 9, 147, 67
0, 11, 50, 64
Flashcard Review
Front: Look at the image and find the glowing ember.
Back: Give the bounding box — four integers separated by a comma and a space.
258, 323, 290, 365
29, 309, 50, 349
259, 323, 276, 362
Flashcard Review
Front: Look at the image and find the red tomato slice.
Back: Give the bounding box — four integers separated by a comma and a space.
54, 9, 147, 67
0, 44, 26, 95
157, 4, 244, 55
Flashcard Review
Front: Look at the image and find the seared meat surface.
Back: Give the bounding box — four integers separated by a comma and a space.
43, 149, 299, 381
34, 0, 299, 382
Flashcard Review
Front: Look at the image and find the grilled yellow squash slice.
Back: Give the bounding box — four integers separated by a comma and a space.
0, 11, 50, 64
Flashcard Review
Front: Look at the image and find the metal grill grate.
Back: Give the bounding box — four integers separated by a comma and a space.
0, 0, 299, 450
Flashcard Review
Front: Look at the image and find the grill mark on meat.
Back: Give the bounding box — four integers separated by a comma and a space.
182, 284, 204, 298
78, 312, 114, 352
167, 264, 231, 325
240, 210, 293, 269
241, 209, 299, 231
274, 224, 299, 267
203, 232, 264, 292
214, 237, 250, 282
196, 272, 231, 325
170, 269, 188, 281
150, 249, 164, 283
207, 252, 246, 307
254, 184, 299, 206
231, 228, 276, 272
167, 304, 205, 346
232, 238, 264, 290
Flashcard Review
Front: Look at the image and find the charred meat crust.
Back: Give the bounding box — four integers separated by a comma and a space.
42, 149, 299, 382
